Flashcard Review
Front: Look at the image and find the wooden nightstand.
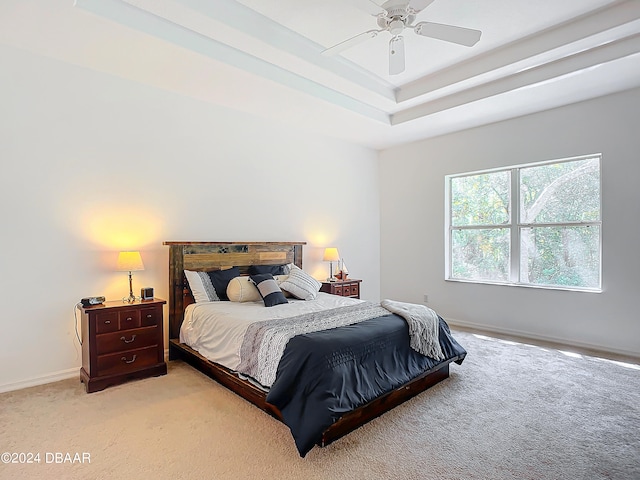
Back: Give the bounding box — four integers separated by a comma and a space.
320, 279, 362, 299
80, 298, 167, 393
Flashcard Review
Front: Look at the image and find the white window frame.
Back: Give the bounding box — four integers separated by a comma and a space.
445, 154, 602, 292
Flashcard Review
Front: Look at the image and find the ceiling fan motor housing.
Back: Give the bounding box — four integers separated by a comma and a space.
377, 2, 416, 34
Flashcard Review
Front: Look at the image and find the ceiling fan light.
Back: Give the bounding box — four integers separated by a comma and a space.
389, 19, 405, 36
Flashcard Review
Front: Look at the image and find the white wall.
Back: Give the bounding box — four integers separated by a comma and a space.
380, 87, 640, 357
0, 45, 380, 391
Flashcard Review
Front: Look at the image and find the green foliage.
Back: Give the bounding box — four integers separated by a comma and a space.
520, 159, 600, 224
451, 171, 510, 226
451, 228, 510, 282
522, 226, 600, 288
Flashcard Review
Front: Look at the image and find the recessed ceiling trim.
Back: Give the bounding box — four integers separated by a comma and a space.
392, 32, 640, 124
396, 0, 640, 103
74, 0, 390, 124
172, 0, 397, 101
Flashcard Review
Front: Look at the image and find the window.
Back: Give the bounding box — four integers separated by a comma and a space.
445, 154, 601, 291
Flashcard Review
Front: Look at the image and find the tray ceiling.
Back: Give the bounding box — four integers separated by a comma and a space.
3, 0, 640, 148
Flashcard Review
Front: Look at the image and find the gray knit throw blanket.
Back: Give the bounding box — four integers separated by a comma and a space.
381, 299, 445, 361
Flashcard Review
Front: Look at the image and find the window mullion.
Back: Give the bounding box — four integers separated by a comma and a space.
510, 168, 520, 283
445, 176, 451, 279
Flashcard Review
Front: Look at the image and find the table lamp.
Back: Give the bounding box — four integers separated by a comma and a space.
117, 251, 145, 303
323, 247, 340, 282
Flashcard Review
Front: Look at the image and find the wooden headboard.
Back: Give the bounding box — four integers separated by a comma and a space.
163, 241, 305, 339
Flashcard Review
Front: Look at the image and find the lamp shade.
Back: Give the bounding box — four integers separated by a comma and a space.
323, 247, 340, 262
116, 251, 145, 272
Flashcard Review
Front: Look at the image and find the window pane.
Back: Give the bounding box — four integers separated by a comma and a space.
520, 226, 600, 288
451, 228, 510, 282
520, 158, 600, 224
451, 171, 510, 226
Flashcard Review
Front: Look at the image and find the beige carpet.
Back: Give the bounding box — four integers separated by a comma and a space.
1, 330, 638, 480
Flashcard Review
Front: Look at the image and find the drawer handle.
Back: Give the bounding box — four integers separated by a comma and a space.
126, 317, 133, 322
121, 354, 137, 364
120, 334, 137, 344
104, 320, 111, 325
146, 314, 152, 318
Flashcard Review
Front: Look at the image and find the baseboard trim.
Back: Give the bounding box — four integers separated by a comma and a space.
0, 368, 79, 394
2, 349, 171, 394
446, 317, 640, 362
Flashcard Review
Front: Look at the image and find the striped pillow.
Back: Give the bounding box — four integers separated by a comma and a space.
184, 270, 220, 303
279, 265, 321, 301
250, 274, 289, 307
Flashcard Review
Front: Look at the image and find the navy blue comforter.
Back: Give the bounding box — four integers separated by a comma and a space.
265, 314, 466, 457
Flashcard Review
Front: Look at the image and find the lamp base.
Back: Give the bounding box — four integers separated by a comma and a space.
327, 261, 338, 282
122, 271, 138, 303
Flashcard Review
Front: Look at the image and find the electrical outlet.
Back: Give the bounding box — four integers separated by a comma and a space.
423, 294, 428, 303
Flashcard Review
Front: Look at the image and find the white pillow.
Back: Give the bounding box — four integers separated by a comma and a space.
184, 270, 220, 303
226, 276, 261, 302
279, 265, 322, 300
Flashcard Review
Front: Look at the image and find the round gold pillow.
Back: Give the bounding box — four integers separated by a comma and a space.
226, 276, 261, 302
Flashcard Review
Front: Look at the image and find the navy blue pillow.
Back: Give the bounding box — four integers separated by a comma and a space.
248, 264, 288, 276
250, 274, 288, 307
207, 267, 240, 301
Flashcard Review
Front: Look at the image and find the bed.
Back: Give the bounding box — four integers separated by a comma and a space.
164, 241, 466, 456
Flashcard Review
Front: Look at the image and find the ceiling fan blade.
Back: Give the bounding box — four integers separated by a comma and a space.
389, 36, 405, 75
352, 0, 387, 16
407, 0, 436, 14
414, 21, 482, 47
321, 30, 381, 56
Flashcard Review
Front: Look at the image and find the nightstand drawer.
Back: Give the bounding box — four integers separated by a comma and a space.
97, 345, 159, 377
95, 326, 159, 355
118, 309, 141, 330
140, 306, 160, 327
95, 311, 118, 334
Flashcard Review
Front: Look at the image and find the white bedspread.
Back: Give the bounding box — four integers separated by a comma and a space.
180, 293, 363, 371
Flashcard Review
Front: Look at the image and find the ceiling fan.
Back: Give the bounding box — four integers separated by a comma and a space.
321, 0, 482, 75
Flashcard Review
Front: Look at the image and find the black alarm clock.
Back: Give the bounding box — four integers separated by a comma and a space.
80, 296, 105, 307
141, 287, 154, 300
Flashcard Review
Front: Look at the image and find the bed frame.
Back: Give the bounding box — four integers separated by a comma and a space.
163, 241, 451, 448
